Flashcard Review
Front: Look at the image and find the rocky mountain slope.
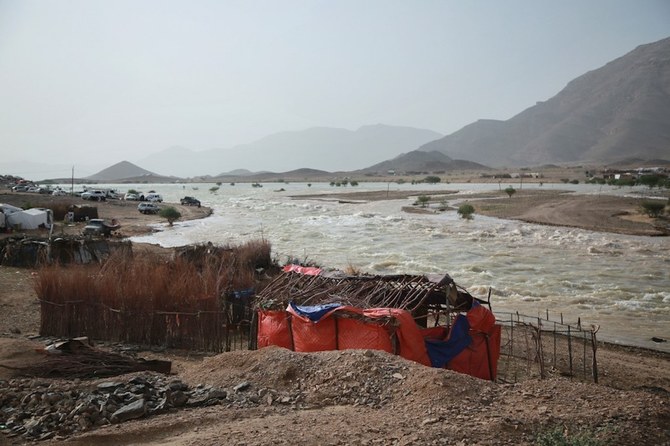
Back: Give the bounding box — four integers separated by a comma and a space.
359, 150, 489, 174
419, 37, 670, 166
86, 161, 157, 181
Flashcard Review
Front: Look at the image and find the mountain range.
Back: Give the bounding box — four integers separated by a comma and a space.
419, 37, 670, 166
136, 125, 443, 178
9, 36, 669, 182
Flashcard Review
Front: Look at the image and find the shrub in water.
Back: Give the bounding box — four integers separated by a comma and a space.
457, 203, 475, 220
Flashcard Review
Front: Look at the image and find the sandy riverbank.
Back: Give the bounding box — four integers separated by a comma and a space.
293, 188, 670, 236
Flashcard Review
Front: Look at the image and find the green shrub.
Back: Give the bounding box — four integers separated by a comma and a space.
159, 206, 182, 226
641, 200, 666, 218
504, 186, 516, 198
415, 195, 431, 208
423, 175, 441, 184
457, 203, 474, 220
637, 174, 662, 189
535, 426, 601, 446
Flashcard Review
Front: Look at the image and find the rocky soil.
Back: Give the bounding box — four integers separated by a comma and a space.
0, 339, 667, 446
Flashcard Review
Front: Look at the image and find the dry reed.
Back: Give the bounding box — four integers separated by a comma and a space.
36, 239, 275, 351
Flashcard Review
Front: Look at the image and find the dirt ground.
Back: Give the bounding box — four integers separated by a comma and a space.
464, 189, 670, 236
0, 192, 212, 239
1, 189, 669, 445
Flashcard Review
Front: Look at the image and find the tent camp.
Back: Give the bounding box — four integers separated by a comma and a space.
5, 208, 53, 230
254, 266, 501, 381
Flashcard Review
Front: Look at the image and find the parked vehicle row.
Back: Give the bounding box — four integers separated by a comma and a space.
123, 192, 163, 202
11, 184, 64, 195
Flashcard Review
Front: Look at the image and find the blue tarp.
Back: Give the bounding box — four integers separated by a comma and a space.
425, 314, 472, 368
288, 302, 342, 322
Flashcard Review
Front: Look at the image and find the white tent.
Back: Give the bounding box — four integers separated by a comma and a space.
6, 208, 53, 230
0, 203, 23, 216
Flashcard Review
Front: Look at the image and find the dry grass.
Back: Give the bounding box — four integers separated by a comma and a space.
35, 239, 276, 351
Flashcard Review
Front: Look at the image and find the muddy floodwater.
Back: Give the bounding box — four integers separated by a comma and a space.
89, 181, 669, 353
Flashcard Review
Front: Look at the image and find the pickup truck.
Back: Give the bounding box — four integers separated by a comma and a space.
81, 190, 107, 201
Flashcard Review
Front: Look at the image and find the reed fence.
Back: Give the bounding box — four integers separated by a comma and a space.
36, 240, 271, 352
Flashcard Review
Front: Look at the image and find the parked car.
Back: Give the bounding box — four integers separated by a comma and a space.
83, 218, 121, 237
52, 189, 68, 196
145, 193, 163, 203
81, 190, 107, 201
138, 202, 160, 214
124, 193, 139, 201
180, 196, 201, 207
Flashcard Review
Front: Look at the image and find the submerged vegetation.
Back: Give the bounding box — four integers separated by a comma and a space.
457, 203, 475, 220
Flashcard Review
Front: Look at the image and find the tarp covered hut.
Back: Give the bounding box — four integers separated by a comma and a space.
5, 208, 53, 230
253, 265, 501, 380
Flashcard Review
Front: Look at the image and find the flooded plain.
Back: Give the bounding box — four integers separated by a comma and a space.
118, 181, 669, 352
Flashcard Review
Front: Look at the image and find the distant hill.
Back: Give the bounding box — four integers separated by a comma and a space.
217, 168, 255, 177
419, 37, 670, 166
137, 124, 443, 177
87, 161, 163, 181
359, 150, 489, 174
216, 168, 334, 182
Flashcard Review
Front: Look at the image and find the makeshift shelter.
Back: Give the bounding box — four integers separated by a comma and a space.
0, 203, 23, 224
254, 266, 501, 380
5, 208, 53, 230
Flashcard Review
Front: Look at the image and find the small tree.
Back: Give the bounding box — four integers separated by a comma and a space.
457, 203, 475, 220
159, 206, 182, 226
504, 186, 516, 198
424, 176, 441, 184
638, 174, 662, 189
641, 200, 666, 218
415, 195, 431, 208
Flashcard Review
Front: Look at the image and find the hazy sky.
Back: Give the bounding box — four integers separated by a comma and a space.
1, 0, 669, 177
